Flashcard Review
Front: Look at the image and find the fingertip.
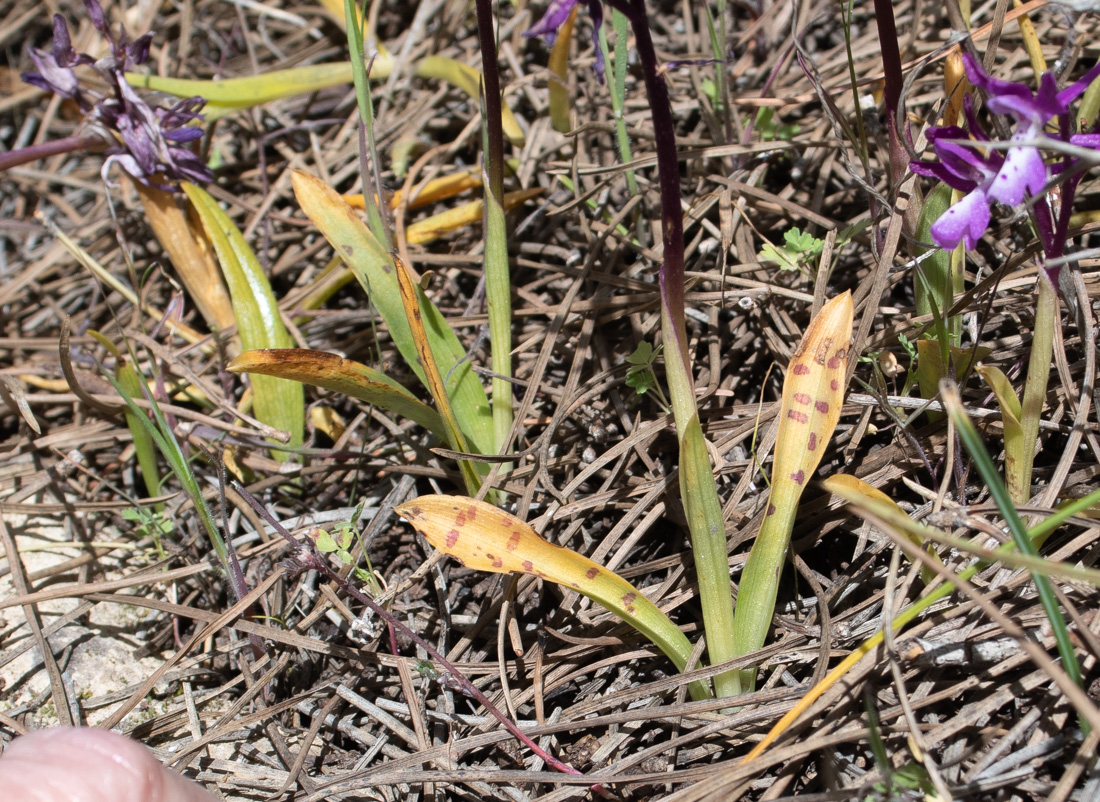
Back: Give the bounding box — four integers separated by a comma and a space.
1, 728, 216, 802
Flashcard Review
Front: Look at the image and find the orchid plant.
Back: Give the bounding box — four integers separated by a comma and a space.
910, 53, 1100, 506
4, 0, 212, 188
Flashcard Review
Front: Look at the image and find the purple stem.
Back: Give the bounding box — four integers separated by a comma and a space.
474, 0, 505, 206
0, 134, 107, 173
871, 0, 909, 186
232, 482, 609, 796
604, 0, 689, 368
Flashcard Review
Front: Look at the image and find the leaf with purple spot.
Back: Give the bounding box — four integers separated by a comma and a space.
397, 494, 710, 700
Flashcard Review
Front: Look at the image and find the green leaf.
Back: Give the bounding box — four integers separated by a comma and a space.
182, 183, 304, 459
758, 242, 801, 272
625, 341, 655, 366
314, 530, 340, 552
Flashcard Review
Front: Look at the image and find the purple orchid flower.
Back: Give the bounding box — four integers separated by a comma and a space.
911, 53, 1100, 264
20, 0, 212, 189
524, 0, 606, 82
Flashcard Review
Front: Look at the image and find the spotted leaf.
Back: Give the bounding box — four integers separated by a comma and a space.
396, 494, 710, 700
732, 292, 854, 690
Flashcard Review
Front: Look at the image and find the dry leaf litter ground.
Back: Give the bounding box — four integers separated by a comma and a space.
2, 0, 1100, 799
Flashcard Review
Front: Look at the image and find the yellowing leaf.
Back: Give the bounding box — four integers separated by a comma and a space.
392, 255, 482, 495
344, 170, 485, 212
416, 56, 525, 145
822, 474, 942, 583
548, 5, 578, 133
732, 292, 854, 690
134, 181, 235, 333
405, 188, 543, 245
397, 494, 710, 700
769, 290, 854, 513
126, 54, 525, 143
227, 348, 448, 442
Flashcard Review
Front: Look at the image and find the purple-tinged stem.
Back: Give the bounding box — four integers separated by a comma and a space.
0, 134, 106, 173
871, 0, 909, 186
474, 0, 505, 208
603, 0, 739, 698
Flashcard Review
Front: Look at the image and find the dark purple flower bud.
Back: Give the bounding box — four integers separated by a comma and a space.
523, 0, 578, 41
21, 14, 91, 101
52, 14, 74, 67
84, 0, 108, 36
524, 0, 605, 82
127, 33, 154, 67
18, 0, 213, 190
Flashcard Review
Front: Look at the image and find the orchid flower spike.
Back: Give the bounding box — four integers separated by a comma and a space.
21, 0, 212, 188
910, 53, 1100, 255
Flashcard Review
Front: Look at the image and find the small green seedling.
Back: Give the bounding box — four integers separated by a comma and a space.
308, 502, 383, 595
625, 342, 670, 410
758, 227, 824, 274
753, 107, 800, 141
120, 506, 172, 558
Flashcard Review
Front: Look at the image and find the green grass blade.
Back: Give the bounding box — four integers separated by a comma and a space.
101, 366, 226, 565
941, 379, 1085, 728
182, 183, 304, 459
344, 0, 388, 246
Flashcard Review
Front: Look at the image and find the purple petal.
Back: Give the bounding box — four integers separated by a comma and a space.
1056, 60, 1100, 109
168, 147, 214, 183
962, 52, 1032, 104
127, 33, 153, 67
163, 125, 203, 142
986, 91, 1052, 125
986, 137, 1046, 206
116, 116, 158, 174
586, 0, 604, 82
23, 50, 79, 98
930, 188, 990, 251
962, 94, 990, 142
523, 0, 578, 41
910, 159, 980, 193
926, 126, 1001, 184
51, 15, 74, 66
1070, 132, 1100, 148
